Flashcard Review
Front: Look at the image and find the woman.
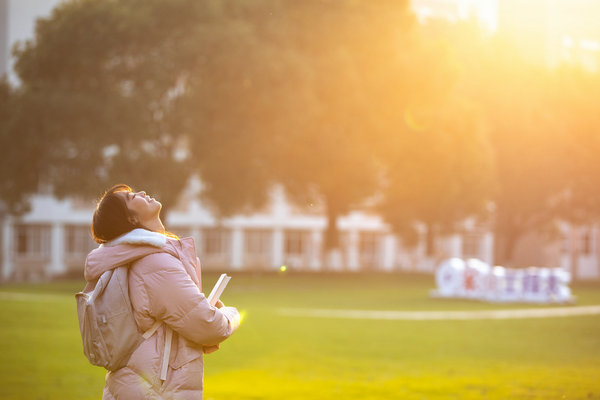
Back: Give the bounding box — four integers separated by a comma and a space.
85, 184, 240, 399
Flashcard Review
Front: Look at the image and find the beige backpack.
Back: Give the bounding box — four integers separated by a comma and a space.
75, 265, 162, 371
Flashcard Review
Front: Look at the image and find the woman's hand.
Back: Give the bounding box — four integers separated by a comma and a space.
202, 300, 228, 353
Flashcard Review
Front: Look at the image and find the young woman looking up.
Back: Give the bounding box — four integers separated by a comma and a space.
85, 184, 240, 400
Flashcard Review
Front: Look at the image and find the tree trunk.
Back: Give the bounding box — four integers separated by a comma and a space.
425, 223, 436, 257
324, 206, 340, 251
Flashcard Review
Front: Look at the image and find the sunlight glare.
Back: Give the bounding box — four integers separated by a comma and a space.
403, 108, 427, 132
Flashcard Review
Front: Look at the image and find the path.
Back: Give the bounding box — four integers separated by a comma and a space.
278, 305, 600, 320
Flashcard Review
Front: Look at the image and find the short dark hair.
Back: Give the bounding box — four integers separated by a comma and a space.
91, 184, 142, 244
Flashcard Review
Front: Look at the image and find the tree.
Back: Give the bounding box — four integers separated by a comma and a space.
478, 45, 571, 266
3, 0, 219, 215
440, 25, 571, 266
549, 67, 600, 277
178, 0, 290, 217
379, 93, 494, 256
180, 1, 460, 266
264, 2, 457, 256
374, 20, 495, 257
553, 68, 600, 221
0, 79, 32, 213
3, 0, 475, 271
379, 97, 494, 256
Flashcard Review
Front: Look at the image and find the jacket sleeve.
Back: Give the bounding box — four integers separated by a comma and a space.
131, 252, 239, 346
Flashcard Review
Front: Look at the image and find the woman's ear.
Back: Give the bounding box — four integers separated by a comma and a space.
128, 215, 139, 226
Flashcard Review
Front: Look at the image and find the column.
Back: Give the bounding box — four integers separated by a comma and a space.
2, 217, 13, 281
481, 232, 494, 265
231, 228, 244, 270
49, 223, 66, 276
347, 230, 360, 271
382, 234, 397, 271
272, 228, 284, 270
309, 230, 322, 271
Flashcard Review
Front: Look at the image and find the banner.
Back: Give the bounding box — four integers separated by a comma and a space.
431, 258, 574, 303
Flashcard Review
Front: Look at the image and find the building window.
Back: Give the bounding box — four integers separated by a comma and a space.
285, 230, 307, 256
245, 229, 271, 256
359, 232, 380, 258
359, 231, 381, 269
203, 228, 230, 256
65, 225, 96, 256
14, 224, 51, 259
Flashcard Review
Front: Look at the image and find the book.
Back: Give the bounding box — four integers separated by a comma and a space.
207, 273, 231, 306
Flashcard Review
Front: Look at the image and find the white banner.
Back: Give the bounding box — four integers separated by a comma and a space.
431, 258, 574, 303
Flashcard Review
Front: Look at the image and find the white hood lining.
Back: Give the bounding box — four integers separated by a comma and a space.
103, 228, 167, 248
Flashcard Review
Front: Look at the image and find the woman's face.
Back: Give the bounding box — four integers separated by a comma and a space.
118, 190, 162, 222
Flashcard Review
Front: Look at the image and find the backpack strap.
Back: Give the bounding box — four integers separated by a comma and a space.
141, 320, 172, 382
142, 320, 162, 339
160, 327, 173, 381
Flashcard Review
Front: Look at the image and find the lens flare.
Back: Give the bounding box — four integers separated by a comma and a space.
239, 310, 247, 324
403, 108, 427, 132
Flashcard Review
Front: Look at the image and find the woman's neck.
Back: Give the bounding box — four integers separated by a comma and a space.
142, 218, 166, 234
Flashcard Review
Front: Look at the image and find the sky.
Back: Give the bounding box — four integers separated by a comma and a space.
1, 0, 62, 83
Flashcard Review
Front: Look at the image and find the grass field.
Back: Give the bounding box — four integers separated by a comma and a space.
1, 271, 600, 400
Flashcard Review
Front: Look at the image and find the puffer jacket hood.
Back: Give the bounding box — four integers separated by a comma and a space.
84, 229, 168, 282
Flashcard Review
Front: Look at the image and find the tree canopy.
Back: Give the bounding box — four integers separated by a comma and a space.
2, 0, 489, 249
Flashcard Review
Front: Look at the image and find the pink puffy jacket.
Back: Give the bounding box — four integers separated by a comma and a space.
84, 229, 239, 399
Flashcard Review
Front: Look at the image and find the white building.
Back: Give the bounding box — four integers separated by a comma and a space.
0, 184, 497, 281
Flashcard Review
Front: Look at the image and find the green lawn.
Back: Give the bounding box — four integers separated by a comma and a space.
1, 272, 599, 399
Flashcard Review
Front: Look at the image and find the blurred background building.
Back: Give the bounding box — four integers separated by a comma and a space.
0, 0, 598, 281
0, 179, 496, 280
